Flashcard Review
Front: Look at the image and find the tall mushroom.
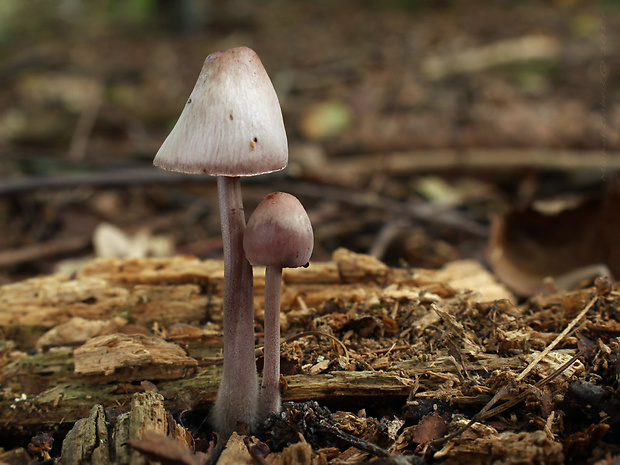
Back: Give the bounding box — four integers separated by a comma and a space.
153, 47, 288, 435
243, 192, 313, 420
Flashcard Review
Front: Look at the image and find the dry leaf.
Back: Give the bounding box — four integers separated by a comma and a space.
412, 412, 447, 444
128, 431, 200, 465
488, 184, 620, 296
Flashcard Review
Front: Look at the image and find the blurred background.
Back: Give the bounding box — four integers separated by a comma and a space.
0, 0, 618, 293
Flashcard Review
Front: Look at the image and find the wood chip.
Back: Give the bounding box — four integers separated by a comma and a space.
36, 316, 127, 348
74, 333, 197, 382
217, 433, 254, 465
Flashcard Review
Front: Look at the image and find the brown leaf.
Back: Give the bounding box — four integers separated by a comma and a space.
488, 183, 620, 296
128, 431, 200, 465
412, 412, 447, 444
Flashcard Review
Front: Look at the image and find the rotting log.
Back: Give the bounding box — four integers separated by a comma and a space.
0, 249, 513, 346
0, 344, 573, 435
0, 249, 516, 439
60, 391, 192, 465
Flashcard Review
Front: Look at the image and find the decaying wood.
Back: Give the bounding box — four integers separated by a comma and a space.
433, 430, 564, 464
1, 247, 615, 461
60, 404, 110, 465
74, 333, 198, 383
0, 248, 512, 344
0, 339, 578, 433
217, 433, 254, 465
60, 392, 192, 465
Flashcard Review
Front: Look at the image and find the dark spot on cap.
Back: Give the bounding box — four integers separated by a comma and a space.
253, 137, 258, 143
229, 114, 233, 120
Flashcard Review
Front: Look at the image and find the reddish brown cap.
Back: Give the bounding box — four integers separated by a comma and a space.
154, 47, 288, 176
244, 192, 313, 268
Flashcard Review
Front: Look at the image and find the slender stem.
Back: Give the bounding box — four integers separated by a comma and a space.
211, 176, 258, 436
259, 266, 283, 420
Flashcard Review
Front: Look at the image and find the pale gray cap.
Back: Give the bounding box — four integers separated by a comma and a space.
153, 47, 288, 176
244, 192, 313, 268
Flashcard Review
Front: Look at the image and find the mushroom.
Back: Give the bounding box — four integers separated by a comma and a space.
153, 47, 288, 435
243, 192, 313, 420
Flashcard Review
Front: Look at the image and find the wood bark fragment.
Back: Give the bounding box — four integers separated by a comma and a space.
74, 333, 198, 383
281, 442, 313, 465
217, 432, 254, 465
60, 404, 110, 465
36, 316, 127, 349
60, 392, 192, 465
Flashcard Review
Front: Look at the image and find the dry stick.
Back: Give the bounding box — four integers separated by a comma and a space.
516, 295, 597, 382
431, 349, 584, 449
2, 149, 619, 195
478, 349, 584, 421
368, 218, 410, 260
0, 167, 285, 195
0, 235, 91, 268
0, 212, 191, 268
429, 296, 599, 448
364, 345, 411, 356
300, 149, 620, 181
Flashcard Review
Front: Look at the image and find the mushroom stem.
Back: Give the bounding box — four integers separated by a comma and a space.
212, 175, 258, 436
243, 191, 313, 423
259, 265, 283, 420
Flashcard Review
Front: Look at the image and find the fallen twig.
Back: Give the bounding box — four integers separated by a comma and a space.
430, 349, 584, 450
0, 235, 91, 268
516, 296, 597, 382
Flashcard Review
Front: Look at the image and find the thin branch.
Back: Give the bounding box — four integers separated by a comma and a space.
0, 166, 285, 195
430, 348, 584, 450
0, 235, 91, 268
516, 296, 597, 382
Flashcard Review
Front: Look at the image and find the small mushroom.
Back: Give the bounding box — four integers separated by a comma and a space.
243, 192, 314, 420
153, 47, 288, 435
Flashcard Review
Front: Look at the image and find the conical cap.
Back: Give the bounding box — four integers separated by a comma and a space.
154, 47, 288, 176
